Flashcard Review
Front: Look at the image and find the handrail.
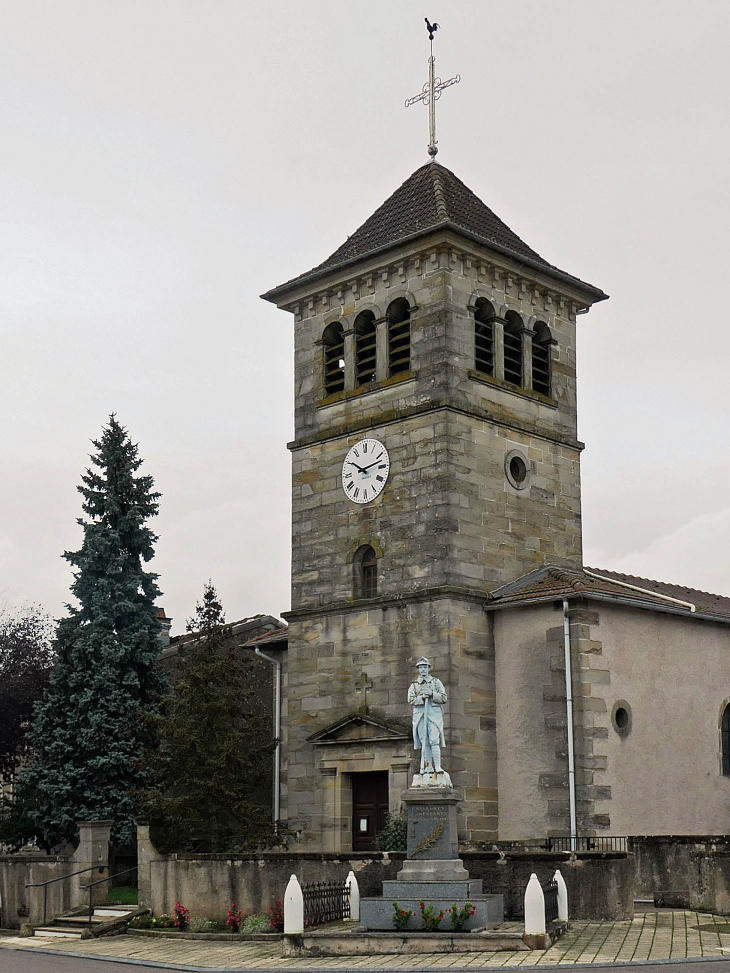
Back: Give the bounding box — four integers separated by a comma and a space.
79, 865, 138, 926
26, 864, 108, 925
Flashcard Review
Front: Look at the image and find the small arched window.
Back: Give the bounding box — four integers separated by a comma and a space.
355, 311, 377, 386
532, 322, 552, 397
722, 705, 730, 775
354, 545, 378, 599
387, 298, 411, 376
323, 322, 345, 395
474, 298, 495, 376
503, 311, 523, 387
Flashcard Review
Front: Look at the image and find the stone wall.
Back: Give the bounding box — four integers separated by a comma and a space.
148, 849, 631, 922
463, 852, 634, 921
629, 836, 730, 912
0, 855, 72, 928
150, 853, 407, 921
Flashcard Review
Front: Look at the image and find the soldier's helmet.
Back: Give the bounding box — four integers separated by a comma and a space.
415, 657, 431, 669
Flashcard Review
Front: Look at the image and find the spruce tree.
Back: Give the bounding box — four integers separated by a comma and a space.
25, 416, 165, 847
138, 582, 278, 853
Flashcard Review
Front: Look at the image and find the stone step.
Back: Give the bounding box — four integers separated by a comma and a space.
93, 908, 135, 918
60, 915, 106, 924
34, 927, 83, 938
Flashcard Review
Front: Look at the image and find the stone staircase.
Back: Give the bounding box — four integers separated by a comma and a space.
33, 906, 137, 939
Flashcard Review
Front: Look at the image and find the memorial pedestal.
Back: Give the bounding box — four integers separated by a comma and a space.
360, 787, 503, 932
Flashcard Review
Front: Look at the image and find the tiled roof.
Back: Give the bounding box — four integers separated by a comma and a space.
244, 627, 288, 648
263, 162, 606, 300
488, 564, 730, 621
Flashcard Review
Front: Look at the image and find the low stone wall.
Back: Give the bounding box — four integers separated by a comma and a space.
463, 852, 634, 921
150, 853, 406, 921
629, 836, 730, 912
0, 855, 72, 928
149, 850, 632, 921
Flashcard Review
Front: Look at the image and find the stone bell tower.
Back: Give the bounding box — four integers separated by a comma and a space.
262, 160, 606, 852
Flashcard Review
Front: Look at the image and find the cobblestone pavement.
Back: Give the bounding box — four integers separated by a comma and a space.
3, 912, 730, 970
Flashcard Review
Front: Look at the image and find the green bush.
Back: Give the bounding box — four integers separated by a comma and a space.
376, 813, 407, 851
189, 916, 226, 933
240, 914, 272, 933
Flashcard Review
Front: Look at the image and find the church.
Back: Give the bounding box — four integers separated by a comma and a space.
256, 142, 730, 853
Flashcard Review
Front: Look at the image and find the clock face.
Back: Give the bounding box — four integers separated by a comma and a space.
342, 438, 390, 504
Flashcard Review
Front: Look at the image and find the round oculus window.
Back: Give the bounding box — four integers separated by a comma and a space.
505, 450, 530, 490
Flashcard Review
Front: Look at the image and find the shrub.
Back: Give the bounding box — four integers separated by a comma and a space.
376, 813, 407, 851
419, 901, 444, 931
241, 914, 272, 933
226, 903, 244, 933
447, 901, 476, 931
391, 900, 413, 931
268, 900, 284, 931
189, 916, 225, 933
171, 901, 190, 932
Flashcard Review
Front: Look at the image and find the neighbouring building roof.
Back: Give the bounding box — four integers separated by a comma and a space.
262, 161, 607, 302
243, 627, 288, 649
160, 614, 286, 662
488, 564, 730, 623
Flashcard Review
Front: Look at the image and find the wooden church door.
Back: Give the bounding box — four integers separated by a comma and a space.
351, 771, 389, 851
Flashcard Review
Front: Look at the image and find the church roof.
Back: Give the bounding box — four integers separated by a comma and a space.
262, 162, 607, 302
488, 564, 730, 623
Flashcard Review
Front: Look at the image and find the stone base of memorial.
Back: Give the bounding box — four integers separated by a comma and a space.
359, 786, 504, 932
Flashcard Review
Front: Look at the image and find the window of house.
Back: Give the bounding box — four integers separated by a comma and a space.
387, 298, 411, 376
532, 322, 552, 397
323, 322, 345, 395
355, 311, 377, 386
503, 310, 523, 387
474, 298, 495, 376
722, 705, 730, 775
354, 545, 378, 599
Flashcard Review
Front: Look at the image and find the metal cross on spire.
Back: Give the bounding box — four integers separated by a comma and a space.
405, 17, 460, 159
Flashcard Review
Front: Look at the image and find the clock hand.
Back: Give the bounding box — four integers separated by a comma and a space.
360, 460, 383, 472
347, 461, 368, 474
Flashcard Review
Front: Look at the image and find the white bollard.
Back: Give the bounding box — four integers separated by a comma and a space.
284, 874, 304, 934
524, 872, 546, 936
345, 870, 360, 922
554, 869, 569, 922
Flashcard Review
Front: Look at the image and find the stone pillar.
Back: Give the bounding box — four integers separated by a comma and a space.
135, 819, 153, 910
522, 328, 534, 390
374, 316, 388, 381
493, 317, 506, 381
72, 820, 113, 909
320, 767, 341, 853
342, 327, 356, 391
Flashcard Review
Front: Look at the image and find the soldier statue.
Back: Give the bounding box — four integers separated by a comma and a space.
407, 657, 451, 786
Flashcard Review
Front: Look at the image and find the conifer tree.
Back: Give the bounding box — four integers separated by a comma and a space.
138, 582, 278, 853
25, 416, 165, 847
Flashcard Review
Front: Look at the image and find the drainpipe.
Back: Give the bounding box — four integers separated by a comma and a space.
562, 598, 577, 851
254, 647, 281, 825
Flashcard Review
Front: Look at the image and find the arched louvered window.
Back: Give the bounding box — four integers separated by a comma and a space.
722, 705, 730, 775
474, 298, 495, 376
532, 322, 552, 397
323, 322, 345, 395
387, 298, 411, 376
355, 311, 377, 386
503, 311, 523, 387
354, 545, 378, 599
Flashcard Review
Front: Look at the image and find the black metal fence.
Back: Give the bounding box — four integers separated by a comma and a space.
541, 836, 627, 853
301, 880, 350, 927
542, 879, 559, 923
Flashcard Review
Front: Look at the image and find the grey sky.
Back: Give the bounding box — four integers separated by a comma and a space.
2, 0, 729, 633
